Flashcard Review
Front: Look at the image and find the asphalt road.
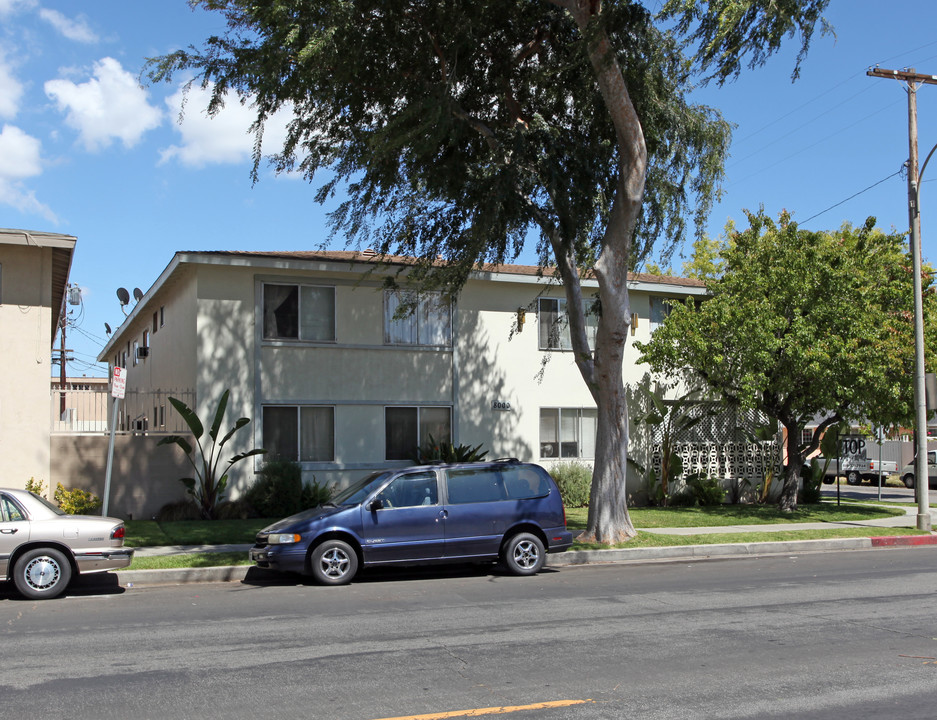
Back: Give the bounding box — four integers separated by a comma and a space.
2, 547, 936, 720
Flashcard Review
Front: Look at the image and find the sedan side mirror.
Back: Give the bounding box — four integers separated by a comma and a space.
367, 499, 384, 512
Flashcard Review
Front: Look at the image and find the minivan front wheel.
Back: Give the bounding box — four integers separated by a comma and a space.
310, 539, 358, 585
503, 533, 545, 576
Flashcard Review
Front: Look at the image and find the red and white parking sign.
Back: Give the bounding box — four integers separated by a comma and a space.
111, 367, 126, 399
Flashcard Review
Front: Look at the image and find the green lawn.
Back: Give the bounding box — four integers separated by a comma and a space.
564, 502, 905, 531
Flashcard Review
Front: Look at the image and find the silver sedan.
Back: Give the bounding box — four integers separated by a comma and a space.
0, 488, 134, 599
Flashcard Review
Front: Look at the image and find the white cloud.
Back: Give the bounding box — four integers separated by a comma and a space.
0, 123, 56, 221
38, 8, 98, 43
44, 57, 162, 151
0, 0, 36, 17
0, 123, 41, 179
159, 83, 291, 168
0, 53, 24, 119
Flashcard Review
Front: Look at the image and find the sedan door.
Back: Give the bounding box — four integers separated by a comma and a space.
0, 493, 29, 576
359, 470, 446, 563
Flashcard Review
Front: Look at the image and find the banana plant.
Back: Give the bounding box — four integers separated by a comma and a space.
157, 389, 267, 519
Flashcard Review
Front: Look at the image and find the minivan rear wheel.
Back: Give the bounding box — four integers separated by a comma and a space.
310, 539, 358, 585
503, 533, 545, 576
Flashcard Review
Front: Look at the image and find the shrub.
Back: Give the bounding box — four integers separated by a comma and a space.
413, 435, 488, 464
156, 498, 201, 521
25, 477, 46, 497
215, 498, 255, 520
246, 459, 304, 517
301, 477, 334, 508
685, 474, 726, 506
53, 483, 101, 515
668, 488, 698, 506
549, 461, 592, 508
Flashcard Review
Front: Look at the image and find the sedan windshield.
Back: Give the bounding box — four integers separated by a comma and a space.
331, 471, 393, 506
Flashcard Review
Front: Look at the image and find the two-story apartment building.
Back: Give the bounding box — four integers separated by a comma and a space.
98, 250, 705, 499
1, 227, 76, 487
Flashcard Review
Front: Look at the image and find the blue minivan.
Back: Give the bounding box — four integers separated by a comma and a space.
249, 460, 573, 584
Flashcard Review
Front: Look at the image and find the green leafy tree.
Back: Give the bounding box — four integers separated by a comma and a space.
682, 234, 726, 281
157, 389, 267, 520
148, 0, 828, 543
638, 210, 937, 512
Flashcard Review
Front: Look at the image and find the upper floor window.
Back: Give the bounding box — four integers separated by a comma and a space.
649, 296, 673, 332
263, 283, 336, 342
384, 291, 451, 347
538, 297, 598, 351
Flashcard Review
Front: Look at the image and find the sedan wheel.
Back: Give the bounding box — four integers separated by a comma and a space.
13, 548, 72, 600
503, 532, 545, 576
310, 539, 358, 585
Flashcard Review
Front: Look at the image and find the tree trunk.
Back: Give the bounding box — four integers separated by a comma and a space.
778, 422, 803, 512
558, 1, 646, 543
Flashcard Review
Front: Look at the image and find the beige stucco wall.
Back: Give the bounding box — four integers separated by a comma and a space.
50, 434, 191, 520
1, 244, 55, 487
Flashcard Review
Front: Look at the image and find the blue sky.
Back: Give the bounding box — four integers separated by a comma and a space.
2, 0, 936, 377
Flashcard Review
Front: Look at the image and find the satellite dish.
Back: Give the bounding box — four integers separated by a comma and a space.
133, 288, 143, 302
104, 323, 112, 336
116, 288, 130, 305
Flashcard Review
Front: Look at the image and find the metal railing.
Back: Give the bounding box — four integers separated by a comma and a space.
51, 388, 195, 434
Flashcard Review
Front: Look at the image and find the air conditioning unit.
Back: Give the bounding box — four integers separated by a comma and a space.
136, 346, 150, 358
540, 442, 558, 458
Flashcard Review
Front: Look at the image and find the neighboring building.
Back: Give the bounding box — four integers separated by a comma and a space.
98, 250, 705, 498
50, 377, 109, 433
1, 227, 76, 488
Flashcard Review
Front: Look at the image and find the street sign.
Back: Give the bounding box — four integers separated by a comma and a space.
111, 367, 126, 399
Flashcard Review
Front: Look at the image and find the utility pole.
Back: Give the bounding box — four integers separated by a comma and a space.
867, 67, 937, 531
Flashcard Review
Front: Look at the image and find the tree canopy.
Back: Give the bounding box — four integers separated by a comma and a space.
637, 210, 937, 511
149, 0, 830, 542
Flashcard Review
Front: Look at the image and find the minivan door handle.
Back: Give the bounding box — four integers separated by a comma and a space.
437, 510, 448, 522
0, 528, 17, 534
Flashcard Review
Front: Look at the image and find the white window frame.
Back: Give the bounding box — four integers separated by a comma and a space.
262, 405, 335, 462
384, 406, 452, 460
262, 282, 336, 342
539, 407, 598, 460
384, 291, 452, 347
538, 297, 598, 351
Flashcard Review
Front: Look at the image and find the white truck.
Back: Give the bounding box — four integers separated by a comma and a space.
814, 456, 899, 485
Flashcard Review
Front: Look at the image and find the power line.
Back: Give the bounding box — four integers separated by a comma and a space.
799, 170, 902, 225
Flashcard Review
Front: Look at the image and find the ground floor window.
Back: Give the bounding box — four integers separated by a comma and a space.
262, 405, 334, 462
385, 406, 452, 460
539, 407, 597, 459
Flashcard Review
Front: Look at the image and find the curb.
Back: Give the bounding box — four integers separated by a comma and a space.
116, 533, 937, 588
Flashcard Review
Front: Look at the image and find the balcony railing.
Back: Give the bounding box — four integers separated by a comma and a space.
51, 387, 196, 434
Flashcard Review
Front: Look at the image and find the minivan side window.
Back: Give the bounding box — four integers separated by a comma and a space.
446, 469, 507, 504
375, 471, 438, 508
502, 466, 552, 499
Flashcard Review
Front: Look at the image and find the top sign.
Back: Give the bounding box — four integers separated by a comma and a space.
111, 367, 126, 399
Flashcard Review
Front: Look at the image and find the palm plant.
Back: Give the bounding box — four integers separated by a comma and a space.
157, 389, 266, 520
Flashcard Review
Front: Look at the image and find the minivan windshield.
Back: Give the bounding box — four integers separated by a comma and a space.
331, 471, 393, 506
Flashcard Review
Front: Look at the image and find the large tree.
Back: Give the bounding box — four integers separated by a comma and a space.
637, 210, 937, 511
149, 0, 829, 543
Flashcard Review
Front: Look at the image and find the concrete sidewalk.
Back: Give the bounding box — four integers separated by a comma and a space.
118, 506, 937, 587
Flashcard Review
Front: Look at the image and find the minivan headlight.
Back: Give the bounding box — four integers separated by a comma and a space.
267, 533, 301, 544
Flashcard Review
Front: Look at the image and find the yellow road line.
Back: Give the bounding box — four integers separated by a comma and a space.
372, 699, 594, 720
